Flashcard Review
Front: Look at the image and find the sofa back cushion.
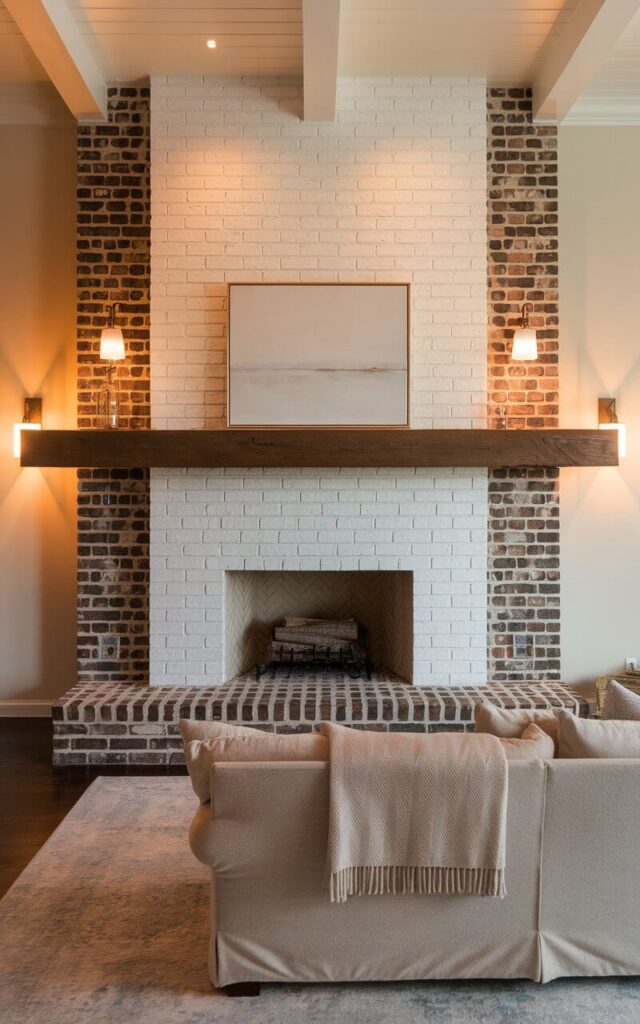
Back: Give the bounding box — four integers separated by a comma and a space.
181, 716, 557, 803
500, 723, 555, 762
474, 703, 559, 747
603, 679, 640, 721
557, 710, 640, 758
180, 719, 328, 802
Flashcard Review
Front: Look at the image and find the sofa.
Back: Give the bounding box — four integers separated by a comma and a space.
188, 756, 640, 990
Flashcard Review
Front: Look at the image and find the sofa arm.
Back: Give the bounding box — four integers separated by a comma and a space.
189, 802, 216, 865
540, 758, 640, 981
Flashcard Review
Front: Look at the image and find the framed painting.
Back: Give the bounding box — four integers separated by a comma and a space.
227, 282, 410, 427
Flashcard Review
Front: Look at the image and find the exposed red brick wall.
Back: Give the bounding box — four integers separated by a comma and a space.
76, 85, 150, 685
487, 87, 560, 682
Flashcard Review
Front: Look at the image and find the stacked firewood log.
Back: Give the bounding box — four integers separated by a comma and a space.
265, 616, 367, 675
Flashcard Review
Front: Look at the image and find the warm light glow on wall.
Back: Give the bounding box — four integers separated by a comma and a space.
598, 422, 627, 458
12, 422, 40, 459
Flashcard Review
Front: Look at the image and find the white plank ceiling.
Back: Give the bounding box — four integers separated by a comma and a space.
68, 0, 303, 77
1, 0, 580, 83
2, 0, 640, 122
339, 0, 579, 82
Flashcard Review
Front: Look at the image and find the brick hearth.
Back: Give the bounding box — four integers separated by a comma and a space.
52, 679, 588, 767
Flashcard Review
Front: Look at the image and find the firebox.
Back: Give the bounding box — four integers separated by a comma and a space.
224, 570, 413, 682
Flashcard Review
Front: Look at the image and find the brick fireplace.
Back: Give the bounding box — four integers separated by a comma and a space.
52, 78, 580, 768
148, 75, 489, 690
150, 466, 487, 687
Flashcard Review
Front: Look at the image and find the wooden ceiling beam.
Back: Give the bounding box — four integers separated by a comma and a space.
532, 0, 640, 123
302, 0, 340, 121
3, 0, 107, 122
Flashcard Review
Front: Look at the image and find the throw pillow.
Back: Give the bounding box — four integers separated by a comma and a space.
603, 679, 640, 721
179, 719, 244, 743
499, 723, 555, 762
557, 710, 640, 758
180, 719, 328, 803
474, 702, 560, 746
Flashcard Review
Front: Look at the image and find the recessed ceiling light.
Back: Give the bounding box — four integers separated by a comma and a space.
206, 39, 217, 49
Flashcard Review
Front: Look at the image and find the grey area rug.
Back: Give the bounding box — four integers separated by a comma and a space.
1, 776, 640, 1024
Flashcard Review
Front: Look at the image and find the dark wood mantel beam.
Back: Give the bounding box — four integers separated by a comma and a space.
21, 428, 618, 469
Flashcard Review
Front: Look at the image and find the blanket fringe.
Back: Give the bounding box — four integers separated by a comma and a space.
329, 865, 506, 904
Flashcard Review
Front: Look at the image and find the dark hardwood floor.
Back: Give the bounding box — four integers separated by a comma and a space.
0, 719, 94, 897
0, 719, 186, 899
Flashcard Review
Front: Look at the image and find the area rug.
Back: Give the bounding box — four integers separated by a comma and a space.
1, 777, 640, 1024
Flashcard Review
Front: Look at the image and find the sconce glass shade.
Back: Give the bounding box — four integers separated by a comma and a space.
99, 327, 125, 361
511, 327, 538, 361
98, 379, 121, 429
599, 421, 627, 458
13, 422, 41, 459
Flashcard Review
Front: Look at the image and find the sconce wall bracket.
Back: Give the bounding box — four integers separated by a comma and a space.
598, 397, 618, 425
598, 397, 626, 458
13, 397, 43, 459
23, 397, 42, 425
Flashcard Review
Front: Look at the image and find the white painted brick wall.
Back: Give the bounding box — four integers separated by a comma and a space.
149, 75, 488, 687
151, 466, 488, 686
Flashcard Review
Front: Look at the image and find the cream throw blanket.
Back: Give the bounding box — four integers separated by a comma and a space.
319, 723, 508, 903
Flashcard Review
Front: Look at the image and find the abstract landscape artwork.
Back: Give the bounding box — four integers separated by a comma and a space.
228, 283, 409, 426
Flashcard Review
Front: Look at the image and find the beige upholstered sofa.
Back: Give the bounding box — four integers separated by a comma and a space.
189, 757, 640, 990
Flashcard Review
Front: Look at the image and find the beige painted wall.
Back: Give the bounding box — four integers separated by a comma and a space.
560, 126, 640, 685
0, 126, 77, 707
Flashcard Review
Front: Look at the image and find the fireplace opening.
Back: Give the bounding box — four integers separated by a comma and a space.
224, 570, 413, 683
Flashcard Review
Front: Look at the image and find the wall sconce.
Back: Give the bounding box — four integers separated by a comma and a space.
598, 398, 626, 458
13, 397, 42, 458
511, 302, 538, 361
98, 302, 126, 428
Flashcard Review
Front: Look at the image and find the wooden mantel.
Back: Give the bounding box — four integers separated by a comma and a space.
21, 428, 618, 469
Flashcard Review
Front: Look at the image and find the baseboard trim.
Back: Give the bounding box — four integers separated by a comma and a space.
0, 700, 53, 718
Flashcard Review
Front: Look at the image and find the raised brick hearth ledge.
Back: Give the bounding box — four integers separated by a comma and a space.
53, 678, 588, 767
